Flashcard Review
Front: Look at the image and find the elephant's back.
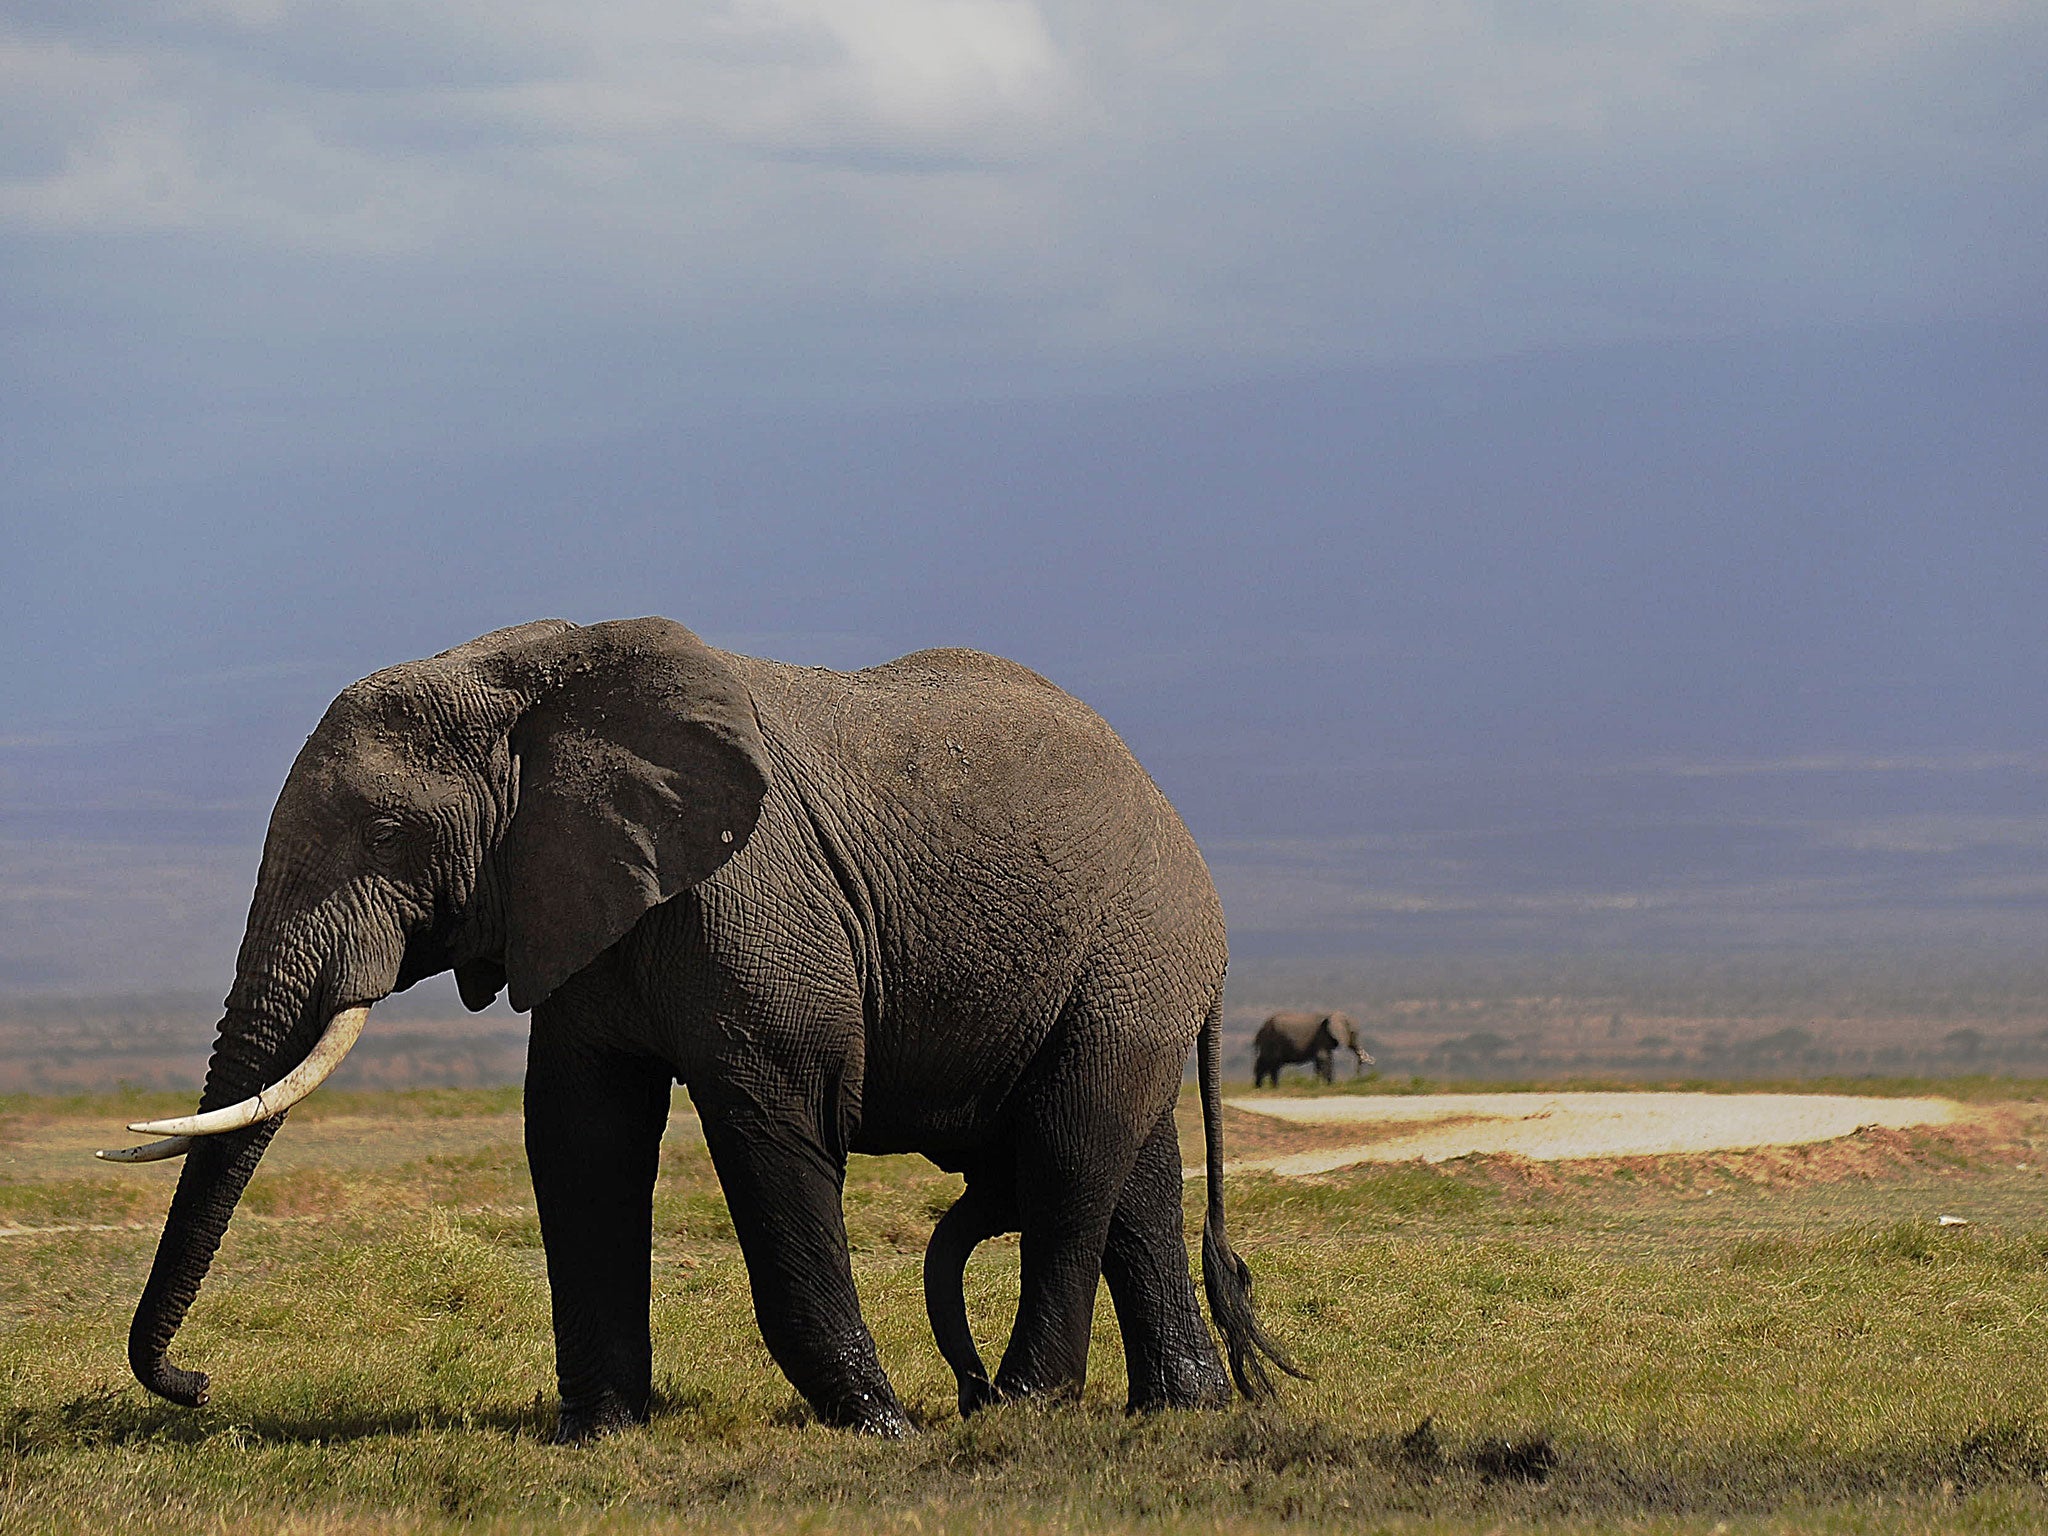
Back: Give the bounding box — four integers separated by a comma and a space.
726, 648, 1190, 858
850, 647, 1122, 773
721, 648, 1225, 1147
1264, 1011, 1324, 1032
866, 646, 1066, 694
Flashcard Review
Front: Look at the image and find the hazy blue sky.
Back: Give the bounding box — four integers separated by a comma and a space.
3, 0, 2044, 995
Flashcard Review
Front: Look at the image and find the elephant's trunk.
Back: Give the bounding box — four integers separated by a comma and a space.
127, 1000, 320, 1405
129, 1119, 283, 1405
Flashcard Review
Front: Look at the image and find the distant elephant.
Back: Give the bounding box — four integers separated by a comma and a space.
1253, 1011, 1370, 1087
103, 618, 1295, 1439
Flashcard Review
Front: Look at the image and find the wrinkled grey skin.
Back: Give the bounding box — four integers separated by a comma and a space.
125, 618, 1295, 1438
1253, 1011, 1369, 1087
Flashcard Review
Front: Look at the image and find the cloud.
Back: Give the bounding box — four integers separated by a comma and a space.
2, 0, 2040, 392
0, 0, 1074, 241
1810, 816, 2048, 856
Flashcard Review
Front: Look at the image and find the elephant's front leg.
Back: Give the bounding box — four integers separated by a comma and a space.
525, 1022, 674, 1442
697, 1097, 911, 1437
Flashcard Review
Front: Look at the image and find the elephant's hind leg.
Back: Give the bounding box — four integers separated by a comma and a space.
992, 1001, 1174, 1403
931, 1116, 1226, 1416
525, 1014, 673, 1443
1101, 1106, 1230, 1411
924, 1169, 1015, 1415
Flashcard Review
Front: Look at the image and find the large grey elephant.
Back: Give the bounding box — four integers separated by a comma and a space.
103, 618, 1294, 1439
1253, 1011, 1369, 1087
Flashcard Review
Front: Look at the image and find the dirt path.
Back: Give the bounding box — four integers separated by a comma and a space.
1201, 1091, 1968, 1177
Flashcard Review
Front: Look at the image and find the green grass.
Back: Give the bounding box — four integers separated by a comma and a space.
8, 1086, 2048, 1532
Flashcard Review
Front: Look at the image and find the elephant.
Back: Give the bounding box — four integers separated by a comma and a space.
1252, 1011, 1370, 1087
921, 1113, 1301, 1418
102, 617, 1296, 1439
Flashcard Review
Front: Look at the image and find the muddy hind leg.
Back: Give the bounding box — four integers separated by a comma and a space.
925, 1165, 1016, 1415
928, 1117, 1228, 1417
1101, 1106, 1230, 1411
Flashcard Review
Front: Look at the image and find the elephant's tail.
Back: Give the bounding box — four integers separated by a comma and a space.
1198, 983, 1306, 1398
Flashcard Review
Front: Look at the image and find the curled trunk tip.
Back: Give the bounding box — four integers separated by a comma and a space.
129, 1339, 209, 1408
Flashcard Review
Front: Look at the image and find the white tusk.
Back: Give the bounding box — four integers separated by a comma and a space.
95, 1136, 194, 1163
123, 1004, 371, 1139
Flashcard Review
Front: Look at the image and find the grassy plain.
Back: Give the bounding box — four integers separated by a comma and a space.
8, 1082, 2048, 1533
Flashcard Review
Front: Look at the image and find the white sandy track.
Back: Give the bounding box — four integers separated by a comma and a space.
1201, 1092, 1966, 1177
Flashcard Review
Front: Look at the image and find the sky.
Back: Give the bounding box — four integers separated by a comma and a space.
3, 0, 2045, 997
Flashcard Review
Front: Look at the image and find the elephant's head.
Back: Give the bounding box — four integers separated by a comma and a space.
1325, 1013, 1371, 1076
108, 617, 770, 1406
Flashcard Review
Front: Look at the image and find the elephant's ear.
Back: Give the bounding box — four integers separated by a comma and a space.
494, 619, 771, 1012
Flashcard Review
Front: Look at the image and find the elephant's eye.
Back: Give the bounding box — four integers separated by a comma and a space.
363, 815, 407, 852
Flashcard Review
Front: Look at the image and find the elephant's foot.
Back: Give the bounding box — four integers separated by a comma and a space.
794, 1353, 913, 1436
857, 1404, 916, 1439
553, 1390, 647, 1444
956, 1373, 1000, 1417
818, 1387, 914, 1439
989, 1369, 1085, 1408
1125, 1350, 1232, 1414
